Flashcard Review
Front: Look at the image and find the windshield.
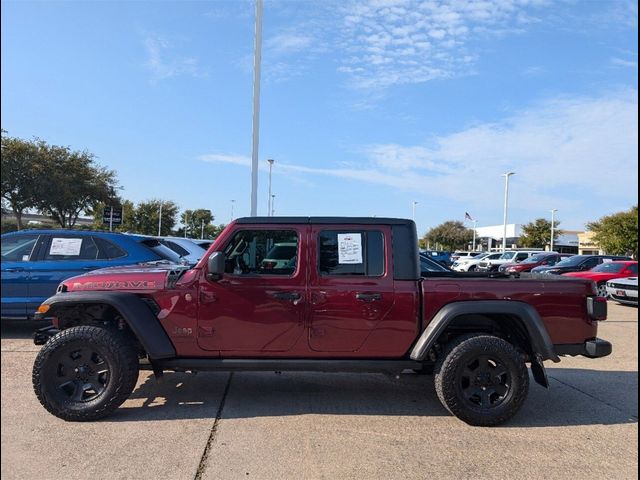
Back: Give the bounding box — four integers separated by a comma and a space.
555, 255, 589, 267
500, 252, 516, 260
522, 254, 551, 264
591, 262, 629, 273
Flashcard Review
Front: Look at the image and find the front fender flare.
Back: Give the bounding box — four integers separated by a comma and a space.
39, 292, 176, 360
410, 300, 559, 363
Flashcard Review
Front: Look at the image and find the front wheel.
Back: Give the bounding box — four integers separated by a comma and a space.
434, 334, 529, 426
33, 326, 139, 421
596, 282, 609, 298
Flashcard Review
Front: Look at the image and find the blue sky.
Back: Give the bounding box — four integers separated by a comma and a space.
1, 0, 637, 233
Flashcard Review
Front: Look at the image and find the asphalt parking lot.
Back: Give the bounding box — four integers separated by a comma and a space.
1, 302, 637, 480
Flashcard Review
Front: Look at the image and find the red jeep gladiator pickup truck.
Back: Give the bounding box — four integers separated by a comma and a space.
32, 217, 611, 426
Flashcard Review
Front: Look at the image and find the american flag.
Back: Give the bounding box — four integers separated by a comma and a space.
464, 212, 474, 221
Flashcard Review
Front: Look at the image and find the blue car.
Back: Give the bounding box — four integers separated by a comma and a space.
1, 230, 181, 320
420, 250, 452, 267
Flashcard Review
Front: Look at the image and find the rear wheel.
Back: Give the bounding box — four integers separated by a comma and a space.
467, 265, 476, 272
434, 334, 529, 426
33, 326, 139, 421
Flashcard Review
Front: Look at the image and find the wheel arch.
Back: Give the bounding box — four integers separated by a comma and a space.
38, 292, 176, 360
410, 300, 559, 364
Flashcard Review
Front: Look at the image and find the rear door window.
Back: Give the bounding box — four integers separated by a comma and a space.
43, 236, 98, 261
318, 230, 384, 276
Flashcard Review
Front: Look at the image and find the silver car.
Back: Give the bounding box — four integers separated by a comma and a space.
158, 237, 208, 265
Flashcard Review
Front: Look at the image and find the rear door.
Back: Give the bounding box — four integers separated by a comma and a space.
28, 234, 115, 311
308, 225, 395, 353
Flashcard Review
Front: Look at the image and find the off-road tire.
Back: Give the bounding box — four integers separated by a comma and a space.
434, 334, 529, 426
33, 326, 139, 421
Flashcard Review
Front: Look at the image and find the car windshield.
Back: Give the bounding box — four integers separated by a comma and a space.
500, 252, 516, 260
522, 254, 551, 264
266, 245, 297, 260
591, 262, 629, 273
555, 255, 589, 267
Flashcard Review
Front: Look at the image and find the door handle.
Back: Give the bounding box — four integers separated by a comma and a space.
4, 267, 25, 272
271, 291, 302, 303
356, 292, 382, 302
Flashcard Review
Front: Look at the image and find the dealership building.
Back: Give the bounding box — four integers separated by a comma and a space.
471, 224, 581, 254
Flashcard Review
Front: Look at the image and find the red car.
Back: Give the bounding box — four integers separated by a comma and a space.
563, 261, 638, 296
502, 252, 572, 274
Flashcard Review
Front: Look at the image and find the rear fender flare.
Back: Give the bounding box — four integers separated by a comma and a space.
410, 300, 559, 363
39, 292, 176, 360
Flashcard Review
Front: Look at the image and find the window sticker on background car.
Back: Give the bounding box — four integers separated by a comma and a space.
602, 258, 613, 263
49, 238, 83, 256
337, 233, 362, 264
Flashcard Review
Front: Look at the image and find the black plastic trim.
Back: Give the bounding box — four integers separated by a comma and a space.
587, 296, 607, 320
555, 338, 612, 358
37, 292, 176, 360
409, 300, 560, 362
155, 358, 422, 373
235, 216, 414, 226
392, 222, 420, 281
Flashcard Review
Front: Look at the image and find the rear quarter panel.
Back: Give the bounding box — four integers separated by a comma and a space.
421, 276, 598, 345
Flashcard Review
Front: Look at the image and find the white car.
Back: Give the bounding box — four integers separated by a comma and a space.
158, 237, 208, 265
452, 252, 503, 272
606, 277, 638, 306
476, 250, 544, 272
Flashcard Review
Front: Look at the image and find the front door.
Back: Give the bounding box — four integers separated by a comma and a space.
197, 226, 307, 353
308, 226, 395, 353
0, 233, 43, 318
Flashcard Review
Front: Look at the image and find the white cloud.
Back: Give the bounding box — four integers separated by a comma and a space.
611, 57, 638, 68
144, 34, 206, 81
266, 33, 314, 56
199, 90, 638, 226
336, 0, 548, 89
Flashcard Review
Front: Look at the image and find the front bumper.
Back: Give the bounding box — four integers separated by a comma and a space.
554, 338, 613, 358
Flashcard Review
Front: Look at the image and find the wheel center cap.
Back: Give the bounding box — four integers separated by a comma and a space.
476, 372, 492, 386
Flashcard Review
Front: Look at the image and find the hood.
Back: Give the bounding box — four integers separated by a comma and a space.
61, 262, 190, 293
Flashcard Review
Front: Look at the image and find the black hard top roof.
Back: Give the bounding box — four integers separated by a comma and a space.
235, 216, 414, 226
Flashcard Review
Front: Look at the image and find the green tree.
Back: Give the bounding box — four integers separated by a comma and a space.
133, 199, 179, 236
423, 221, 474, 251
587, 206, 638, 258
34, 141, 119, 228
519, 218, 563, 249
1, 131, 41, 229
179, 209, 214, 238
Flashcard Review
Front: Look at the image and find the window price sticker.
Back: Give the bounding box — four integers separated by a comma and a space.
337, 233, 363, 264
49, 238, 83, 256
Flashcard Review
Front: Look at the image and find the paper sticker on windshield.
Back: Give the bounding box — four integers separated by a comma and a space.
337, 233, 363, 264
49, 238, 83, 256
602, 258, 613, 263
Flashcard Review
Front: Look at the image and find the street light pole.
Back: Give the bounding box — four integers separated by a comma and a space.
230, 200, 235, 221
550, 209, 558, 252
502, 172, 515, 252
412, 201, 418, 221
267, 159, 274, 216
201, 219, 205, 240
158, 203, 162, 237
271, 194, 275, 216
249, 0, 263, 217
184, 212, 188, 238
472, 220, 477, 251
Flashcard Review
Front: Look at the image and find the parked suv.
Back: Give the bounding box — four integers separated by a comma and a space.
531, 255, 631, 275
452, 252, 501, 272
1, 230, 181, 320
157, 237, 207, 265
477, 250, 543, 272
421, 250, 452, 266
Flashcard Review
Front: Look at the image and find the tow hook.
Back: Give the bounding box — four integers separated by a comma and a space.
33, 325, 60, 345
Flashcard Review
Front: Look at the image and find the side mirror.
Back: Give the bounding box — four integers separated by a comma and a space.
207, 252, 225, 280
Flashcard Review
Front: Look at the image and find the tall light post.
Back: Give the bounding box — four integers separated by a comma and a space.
230, 200, 236, 222
267, 158, 274, 216
472, 219, 478, 251
157, 203, 163, 236
412, 201, 418, 221
249, 0, 264, 217
501, 172, 515, 252
271, 194, 275, 216
201, 219, 205, 240
550, 208, 558, 252
184, 212, 188, 238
